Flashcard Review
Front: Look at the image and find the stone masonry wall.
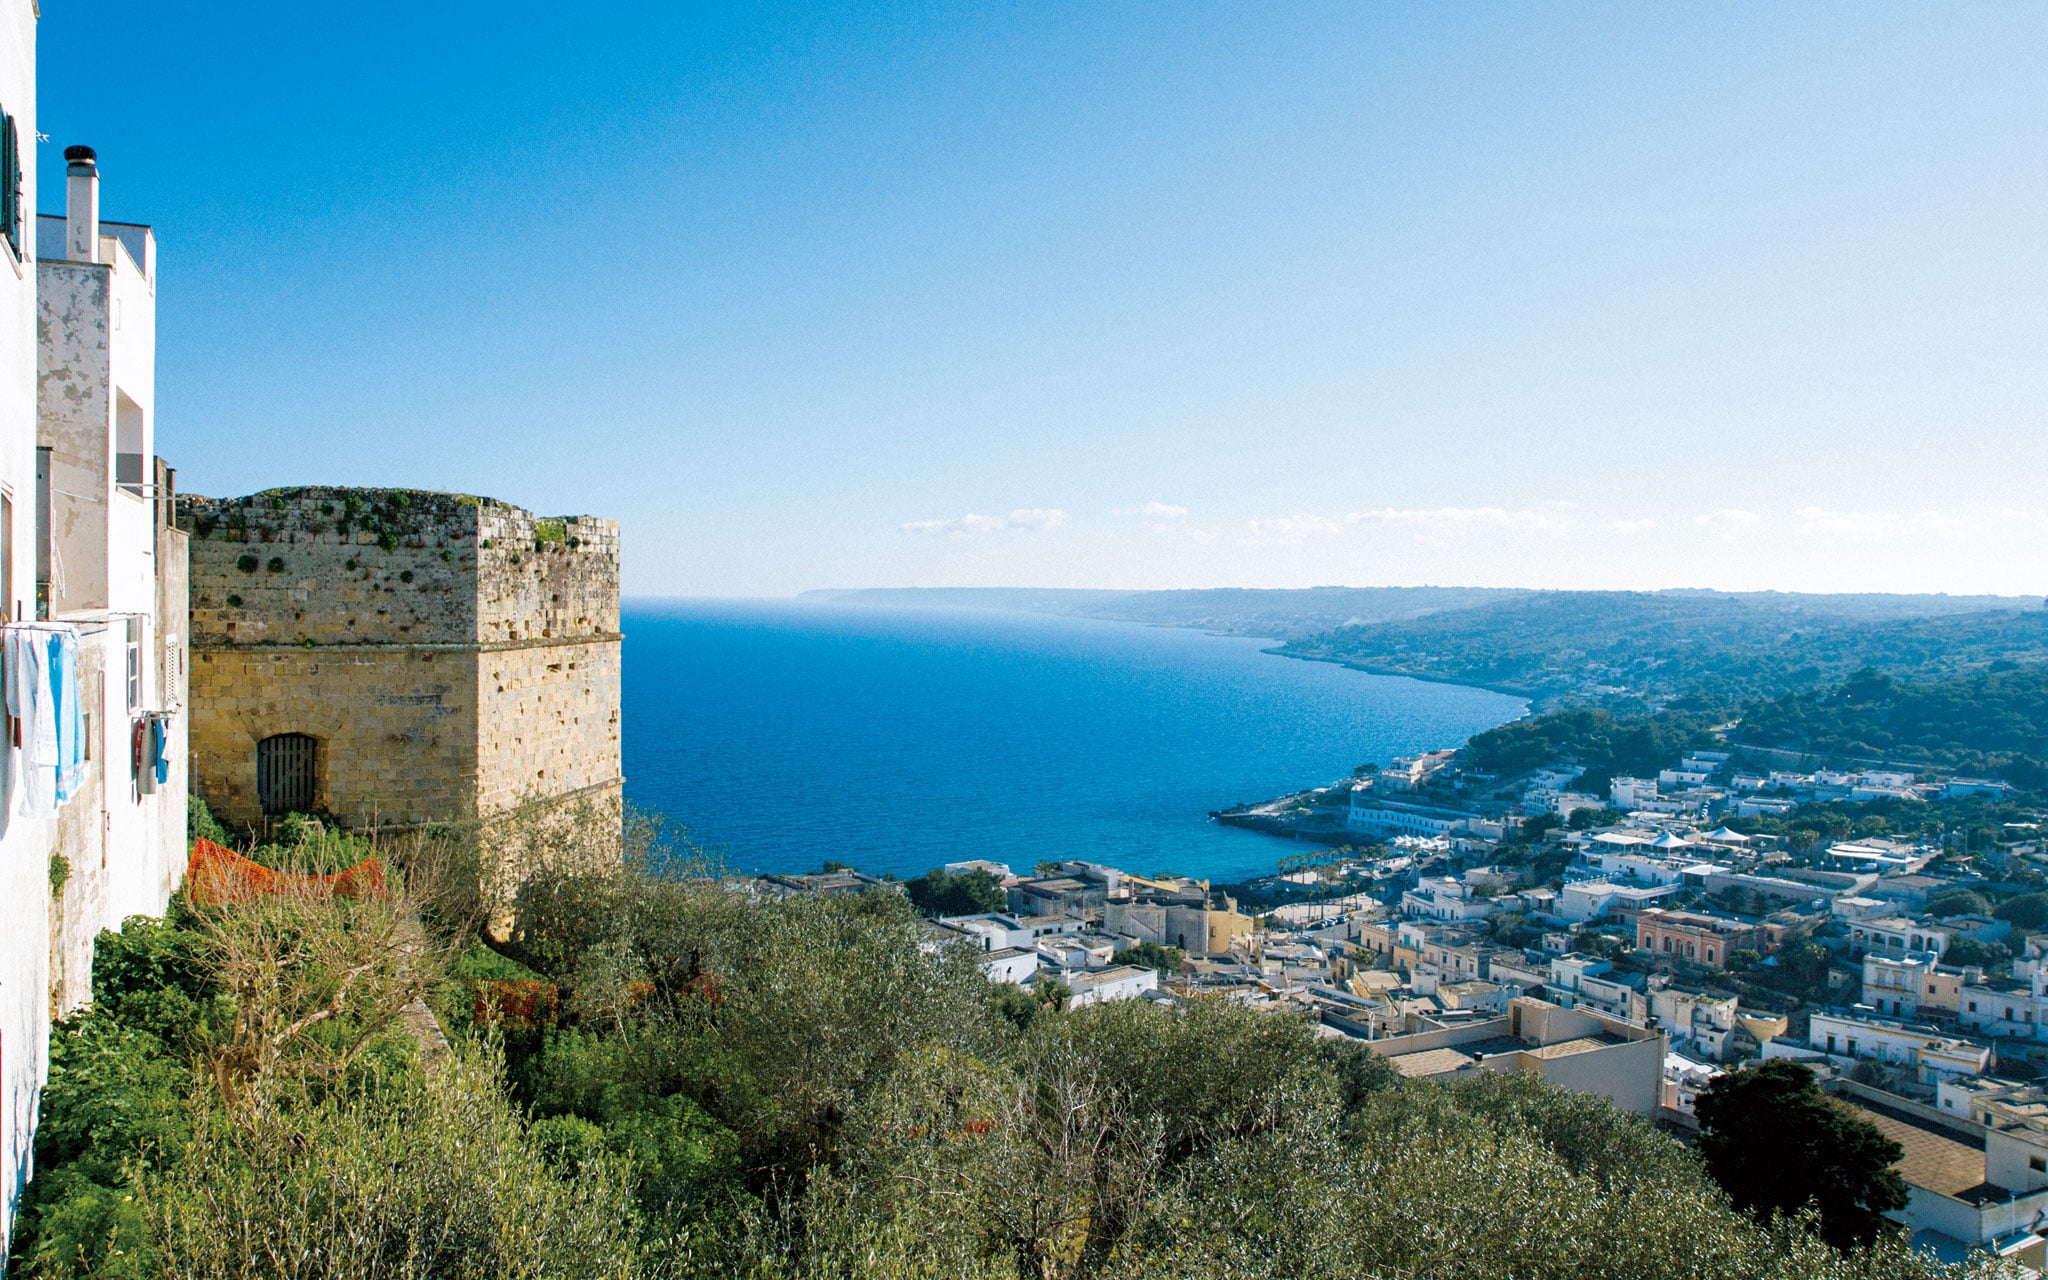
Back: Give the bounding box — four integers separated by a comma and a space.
188, 647, 480, 828
176, 488, 621, 835
476, 509, 619, 642
178, 488, 484, 646
476, 638, 622, 815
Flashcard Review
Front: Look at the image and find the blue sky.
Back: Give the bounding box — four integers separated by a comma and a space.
40, 3, 2048, 596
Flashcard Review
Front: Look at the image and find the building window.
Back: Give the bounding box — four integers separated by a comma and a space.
34, 447, 49, 618
0, 111, 18, 258
125, 616, 143, 710
2032, 1156, 2046, 1174
256, 732, 318, 815
0, 492, 11, 621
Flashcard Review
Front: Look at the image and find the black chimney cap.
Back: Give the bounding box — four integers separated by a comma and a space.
63, 145, 95, 163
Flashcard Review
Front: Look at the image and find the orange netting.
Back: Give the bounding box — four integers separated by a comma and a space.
473, 979, 559, 1028
186, 836, 389, 906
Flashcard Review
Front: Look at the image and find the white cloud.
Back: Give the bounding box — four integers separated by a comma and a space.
1693, 509, 1762, 532
1796, 507, 1968, 542
1239, 503, 1573, 546
1112, 500, 1196, 534
900, 508, 1068, 537
1352, 503, 1573, 533
1007, 508, 1069, 531
1112, 501, 1191, 523
1241, 514, 1352, 545
1607, 518, 1657, 534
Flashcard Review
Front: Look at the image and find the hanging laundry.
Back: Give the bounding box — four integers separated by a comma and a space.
136, 712, 170, 794
51, 627, 83, 805
7, 625, 55, 817
5, 623, 83, 817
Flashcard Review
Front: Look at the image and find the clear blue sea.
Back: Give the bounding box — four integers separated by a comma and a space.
620, 601, 1526, 885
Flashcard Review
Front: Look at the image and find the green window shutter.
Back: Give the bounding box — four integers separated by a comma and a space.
1, 114, 16, 256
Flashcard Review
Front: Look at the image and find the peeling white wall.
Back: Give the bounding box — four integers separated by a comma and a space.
0, 0, 44, 1255
36, 260, 110, 613
9, 139, 180, 1261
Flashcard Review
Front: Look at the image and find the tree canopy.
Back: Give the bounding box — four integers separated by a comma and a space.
1694, 1060, 1908, 1250
904, 866, 1009, 917
1110, 941, 1185, 974
1736, 663, 2048, 788
1458, 708, 1715, 785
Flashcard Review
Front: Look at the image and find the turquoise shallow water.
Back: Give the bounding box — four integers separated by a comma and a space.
620, 601, 1526, 884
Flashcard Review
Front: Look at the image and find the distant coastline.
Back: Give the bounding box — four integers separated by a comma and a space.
619, 600, 1526, 884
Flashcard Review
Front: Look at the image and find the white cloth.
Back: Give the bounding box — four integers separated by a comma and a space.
6, 625, 78, 818
7, 627, 53, 817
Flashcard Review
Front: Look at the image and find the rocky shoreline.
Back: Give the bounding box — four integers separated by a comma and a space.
1211, 782, 1355, 844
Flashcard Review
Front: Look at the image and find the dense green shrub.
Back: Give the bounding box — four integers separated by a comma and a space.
13, 808, 2000, 1280
146, 1047, 644, 1280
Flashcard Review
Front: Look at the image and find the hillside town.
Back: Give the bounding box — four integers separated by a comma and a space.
815, 743, 2048, 1265
2, 6, 2043, 1278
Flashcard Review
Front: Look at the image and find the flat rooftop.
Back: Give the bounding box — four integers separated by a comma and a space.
1846, 1101, 2003, 1204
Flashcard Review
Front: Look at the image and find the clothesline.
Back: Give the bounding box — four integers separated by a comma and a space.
6, 615, 149, 638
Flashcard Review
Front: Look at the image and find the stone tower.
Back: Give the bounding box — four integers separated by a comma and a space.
174, 487, 620, 833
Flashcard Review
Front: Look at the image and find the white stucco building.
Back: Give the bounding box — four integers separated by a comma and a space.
1557, 878, 1679, 923
1067, 964, 1160, 1007
978, 947, 1040, 985
0, 0, 40, 1250
1804, 1010, 1991, 1082
4, 130, 191, 1255
1347, 790, 1470, 839
35, 150, 191, 1014
1400, 875, 1511, 924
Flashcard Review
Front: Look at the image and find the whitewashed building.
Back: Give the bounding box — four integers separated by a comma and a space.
35, 148, 190, 1013
1400, 875, 1510, 924
1067, 964, 1160, 1007
0, 0, 41, 1250
978, 947, 1040, 985
4, 132, 191, 1255
1646, 982, 1739, 1060
1347, 790, 1469, 838
1548, 954, 1647, 1025
1805, 1010, 1990, 1082
1849, 916, 1956, 960
1557, 878, 1678, 923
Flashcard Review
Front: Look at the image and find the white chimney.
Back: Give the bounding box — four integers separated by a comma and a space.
64, 145, 99, 264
